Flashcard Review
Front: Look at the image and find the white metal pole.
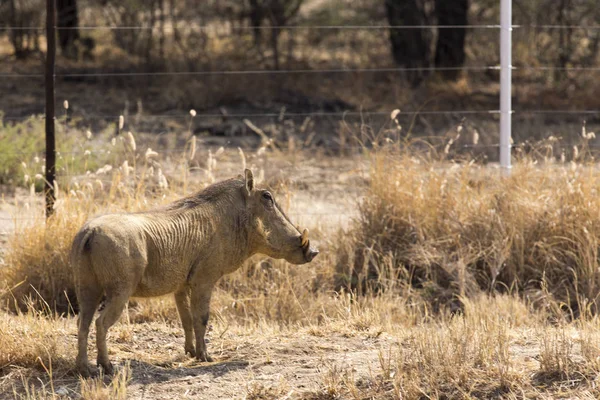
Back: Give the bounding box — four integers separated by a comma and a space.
500, 0, 512, 172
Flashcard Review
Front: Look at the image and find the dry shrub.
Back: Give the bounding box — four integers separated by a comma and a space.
1, 211, 85, 314
325, 295, 599, 399
0, 310, 71, 372
393, 315, 514, 397
299, 295, 525, 399
338, 144, 600, 315
375, 296, 526, 398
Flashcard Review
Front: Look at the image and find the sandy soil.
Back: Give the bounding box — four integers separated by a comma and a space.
123, 326, 395, 399
0, 311, 398, 400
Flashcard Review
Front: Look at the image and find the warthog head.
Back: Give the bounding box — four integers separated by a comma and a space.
244, 169, 319, 265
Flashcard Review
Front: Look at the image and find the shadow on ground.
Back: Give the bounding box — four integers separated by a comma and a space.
127, 358, 250, 385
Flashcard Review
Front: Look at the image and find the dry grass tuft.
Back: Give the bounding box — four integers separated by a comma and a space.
337, 143, 600, 316
1, 212, 85, 314
0, 310, 72, 372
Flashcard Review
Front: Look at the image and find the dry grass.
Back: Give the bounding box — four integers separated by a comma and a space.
3, 129, 600, 398
338, 142, 600, 317
0, 310, 71, 372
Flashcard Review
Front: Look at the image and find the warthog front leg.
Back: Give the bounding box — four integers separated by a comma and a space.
174, 286, 195, 357
191, 283, 214, 362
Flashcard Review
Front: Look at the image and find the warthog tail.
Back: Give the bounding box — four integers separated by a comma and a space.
73, 225, 96, 255
71, 225, 103, 309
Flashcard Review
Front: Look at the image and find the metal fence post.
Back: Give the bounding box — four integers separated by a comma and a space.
500, 0, 512, 173
45, 0, 56, 217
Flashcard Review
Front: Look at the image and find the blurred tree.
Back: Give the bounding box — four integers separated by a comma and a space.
434, 0, 468, 80
245, 0, 304, 69
385, 0, 432, 86
248, 0, 265, 48
56, 0, 80, 59
1, 0, 41, 59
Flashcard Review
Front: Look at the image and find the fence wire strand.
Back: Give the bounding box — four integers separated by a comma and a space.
5, 65, 600, 79
0, 65, 499, 79
1, 24, 503, 31
4, 109, 600, 122
6, 24, 600, 31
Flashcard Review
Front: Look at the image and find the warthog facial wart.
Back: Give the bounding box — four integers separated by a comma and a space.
71, 169, 318, 377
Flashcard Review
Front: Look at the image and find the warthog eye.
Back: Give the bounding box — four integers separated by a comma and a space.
262, 191, 273, 202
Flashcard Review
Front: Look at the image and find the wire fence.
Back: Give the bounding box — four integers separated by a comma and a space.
6, 65, 600, 79
5, 24, 600, 30
4, 109, 600, 122
1, 16, 599, 211
1, 21, 597, 116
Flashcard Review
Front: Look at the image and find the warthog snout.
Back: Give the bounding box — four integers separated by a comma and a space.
305, 247, 319, 262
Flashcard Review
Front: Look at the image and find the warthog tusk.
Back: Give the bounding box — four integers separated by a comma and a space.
301, 228, 309, 247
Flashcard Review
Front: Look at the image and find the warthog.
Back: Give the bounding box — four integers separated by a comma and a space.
71, 169, 319, 376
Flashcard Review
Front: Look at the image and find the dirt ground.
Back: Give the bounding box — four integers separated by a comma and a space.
0, 309, 595, 399
0, 318, 398, 399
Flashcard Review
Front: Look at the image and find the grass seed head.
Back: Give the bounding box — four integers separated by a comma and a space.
126, 131, 137, 152
145, 148, 158, 160
189, 136, 197, 161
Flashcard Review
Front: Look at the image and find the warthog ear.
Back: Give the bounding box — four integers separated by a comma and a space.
244, 168, 254, 194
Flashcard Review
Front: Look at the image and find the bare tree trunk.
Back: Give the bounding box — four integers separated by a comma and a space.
555, 0, 572, 82
271, 26, 280, 70
248, 0, 264, 48
287, 28, 294, 66
146, 0, 156, 65
159, 0, 165, 62
434, 0, 469, 81
385, 0, 432, 86
8, 0, 25, 58
56, 0, 79, 59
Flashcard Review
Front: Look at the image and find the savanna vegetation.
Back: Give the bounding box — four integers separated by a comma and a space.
1, 116, 600, 398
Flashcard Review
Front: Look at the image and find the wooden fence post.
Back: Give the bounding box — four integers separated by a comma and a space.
45, 0, 56, 217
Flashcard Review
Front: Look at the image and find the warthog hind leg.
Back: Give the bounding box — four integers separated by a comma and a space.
76, 286, 102, 377
95, 290, 130, 375
191, 283, 214, 362
174, 286, 195, 357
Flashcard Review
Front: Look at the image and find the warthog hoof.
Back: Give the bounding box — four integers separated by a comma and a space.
98, 361, 114, 375
77, 363, 98, 378
184, 345, 196, 357
196, 352, 213, 362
